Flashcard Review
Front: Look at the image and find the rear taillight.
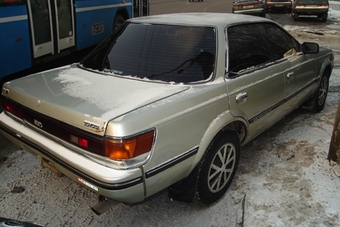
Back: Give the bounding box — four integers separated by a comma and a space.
233, 4, 241, 9
59, 125, 104, 155
105, 130, 155, 160
70, 135, 89, 149
1, 98, 23, 119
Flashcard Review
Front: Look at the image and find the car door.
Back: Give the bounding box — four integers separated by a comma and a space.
260, 23, 316, 115
226, 22, 298, 142
226, 66, 285, 142
281, 53, 317, 114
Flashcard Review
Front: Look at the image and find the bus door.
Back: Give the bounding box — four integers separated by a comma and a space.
133, 0, 149, 17
27, 0, 75, 59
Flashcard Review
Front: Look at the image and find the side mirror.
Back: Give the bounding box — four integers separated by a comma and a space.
302, 42, 319, 54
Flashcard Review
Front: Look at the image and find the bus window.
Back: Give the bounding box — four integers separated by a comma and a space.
133, 0, 149, 17
29, 0, 51, 46
27, 0, 75, 58
56, 0, 75, 52
58, 0, 73, 40
0, 0, 149, 79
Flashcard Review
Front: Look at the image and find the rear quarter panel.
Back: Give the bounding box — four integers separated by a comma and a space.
107, 77, 234, 197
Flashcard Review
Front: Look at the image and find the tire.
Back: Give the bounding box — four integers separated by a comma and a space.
113, 14, 125, 32
196, 131, 240, 205
312, 71, 329, 112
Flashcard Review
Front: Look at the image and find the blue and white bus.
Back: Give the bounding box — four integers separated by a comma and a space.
0, 0, 149, 79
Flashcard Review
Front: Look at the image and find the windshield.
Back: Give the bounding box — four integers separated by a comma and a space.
81, 22, 216, 83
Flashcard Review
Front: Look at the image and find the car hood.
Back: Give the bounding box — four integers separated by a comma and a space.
2, 64, 189, 134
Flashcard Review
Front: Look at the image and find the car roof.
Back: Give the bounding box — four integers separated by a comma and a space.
127, 13, 272, 27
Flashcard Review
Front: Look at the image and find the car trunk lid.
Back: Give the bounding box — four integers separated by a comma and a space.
1, 64, 189, 136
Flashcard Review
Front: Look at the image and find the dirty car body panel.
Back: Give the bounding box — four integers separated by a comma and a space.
0, 13, 334, 205
266, 0, 292, 11
232, 0, 266, 17
291, 0, 329, 21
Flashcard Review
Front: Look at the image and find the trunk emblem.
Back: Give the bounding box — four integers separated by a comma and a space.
84, 120, 100, 131
37, 100, 41, 106
34, 119, 43, 128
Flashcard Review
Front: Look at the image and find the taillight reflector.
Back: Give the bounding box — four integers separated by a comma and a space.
2, 99, 23, 119
71, 135, 89, 148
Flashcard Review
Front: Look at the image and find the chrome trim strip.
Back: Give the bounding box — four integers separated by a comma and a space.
145, 146, 199, 179
284, 77, 318, 103
249, 77, 318, 124
249, 100, 284, 124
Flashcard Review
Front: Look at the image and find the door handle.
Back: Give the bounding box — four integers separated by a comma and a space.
236, 92, 248, 102
287, 72, 294, 79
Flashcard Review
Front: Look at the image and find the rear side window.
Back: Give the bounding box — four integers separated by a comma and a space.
82, 23, 216, 84
227, 22, 300, 74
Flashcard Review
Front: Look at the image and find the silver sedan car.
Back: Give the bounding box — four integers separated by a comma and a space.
232, 0, 266, 17
0, 13, 334, 206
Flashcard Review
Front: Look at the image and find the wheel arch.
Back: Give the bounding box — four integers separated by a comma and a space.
321, 61, 332, 79
112, 8, 130, 31
195, 112, 248, 165
116, 7, 130, 20
310, 58, 333, 97
168, 113, 247, 203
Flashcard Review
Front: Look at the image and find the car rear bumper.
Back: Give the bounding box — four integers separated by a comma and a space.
0, 112, 145, 204
292, 7, 328, 15
267, 2, 292, 8
233, 8, 265, 15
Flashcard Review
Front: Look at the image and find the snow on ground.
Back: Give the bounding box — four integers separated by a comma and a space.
227, 7, 340, 224
283, 2, 340, 35
236, 69, 340, 226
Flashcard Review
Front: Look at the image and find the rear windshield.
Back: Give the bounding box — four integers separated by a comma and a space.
81, 23, 216, 84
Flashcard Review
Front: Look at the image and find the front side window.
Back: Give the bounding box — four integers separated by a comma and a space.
82, 23, 216, 84
227, 22, 300, 74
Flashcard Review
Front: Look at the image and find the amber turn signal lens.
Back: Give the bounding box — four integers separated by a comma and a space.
105, 130, 155, 160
